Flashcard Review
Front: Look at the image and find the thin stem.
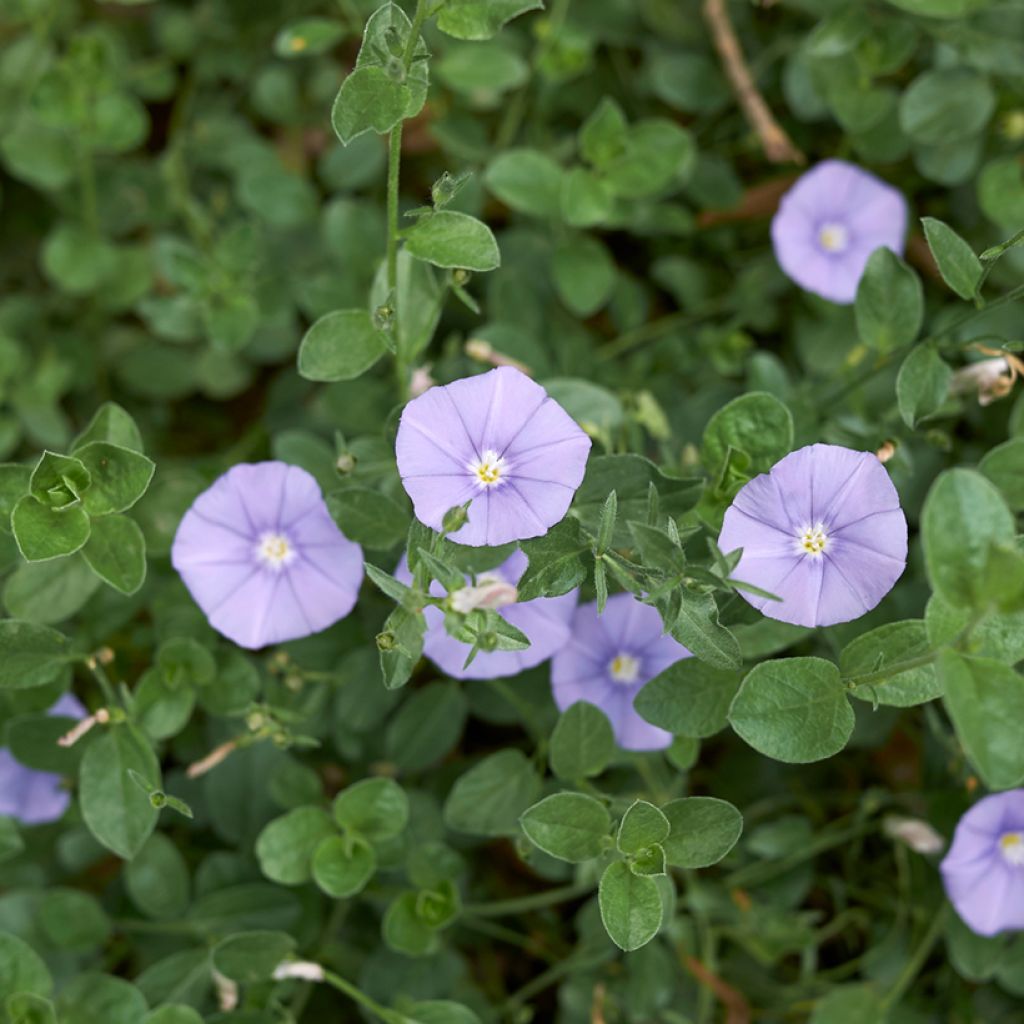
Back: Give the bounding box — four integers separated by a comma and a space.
880, 905, 947, 1011
462, 880, 593, 918
322, 970, 402, 1024
84, 655, 119, 708
501, 951, 611, 1016
842, 651, 938, 692
598, 303, 730, 362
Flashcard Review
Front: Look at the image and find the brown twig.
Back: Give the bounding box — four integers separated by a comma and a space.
683, 954, 752, 1024
702, 0, 805, 165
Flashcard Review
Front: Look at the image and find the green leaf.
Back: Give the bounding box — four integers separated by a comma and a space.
3, 555, 101, 625
212, 931, 296, 983
6, 992, 58, 1024
379, 604, 427, 690
142, 1007, 204, 1024
437, 0, 543, 40
702, 392, 793, 478
617, 800, 670, 854
81, 515, 147, 595
404, 211, 500, 272
940, 650, 1024, 790
899, 69, 995, 147
728, 657, 855, 764
0, 464, 31, 530
56, 975, 148, 1024
552, 236, 617, 317
41, 223, 117, 295
297, 309, 390, 382
80, 725, 162, 859
125, 833, 191, 921
549, 701, 615, 780
442, 749, 541, 837
980, 438, 1024, 511
382, 892, 438, 957
921, 468, 1016, 609
0, 816, 24, 865
841, 621, 942, 707
331, 66, 411, 145
355, 3, 429, 119
255, 807, 337, 885
403, 1001, 482, 1024
517, 518, 590, 601
854, 248, 923, 352
662, 797, 743, 868
0, 620, 72, 690
385, 681, 467, 771
312, 834, 376, 897
0, 932, 52, 1001
810, 985, 888, 1024
39, 889, 111, 951
71, 403, 144, 454
634, 660, 743, 738
29, 452, 91, 509
659, 590, 742, 670
333, 777, 409, 840
519, 792, 611, 862
921, 218, 983, 300
326, 487, 408, 549
598, 860, 663, 952
896, 344, 952, 429
75, 442, 156, 516
484, 148, 564, 219
12, 497, 91, 562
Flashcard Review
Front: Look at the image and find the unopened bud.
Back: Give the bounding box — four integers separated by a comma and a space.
883, 815, 944, 855
876, 440, 896, 463
273, 960, 326, 982
335, 452, 357, 474
385, 55, 405, 82
450, 574, 518, 614
432, 172, 458, 207
373, 304, 394, 331
453, 268, 470, 286
478, 632, 499, 652
442, 502, 470, 534
376, 630, 397, 652
409, 364, 435, 397
464, 338, 533, 375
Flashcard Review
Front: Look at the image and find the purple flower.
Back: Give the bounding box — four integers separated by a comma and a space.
771, 159, 908, 304
396, 550, 576, 680
551, 593, 691, 752
0, 692, 85, 825
172, 462, 364, 649
395, 367, 592, 547
941, 790, 1024, 937
718, 444, 906, 628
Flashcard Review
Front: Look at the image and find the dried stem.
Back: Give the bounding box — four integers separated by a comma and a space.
702, 0, 805, 165
683, 954, 752, 1024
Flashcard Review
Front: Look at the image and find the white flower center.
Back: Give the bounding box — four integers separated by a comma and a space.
609, 652, 641, 684
818, 222, 849, 254
1000, 832, 1024, 867
255, 531, 296, 571
468, 449, 509, 489
796, 523, 829, 558
450, 572, 518, 613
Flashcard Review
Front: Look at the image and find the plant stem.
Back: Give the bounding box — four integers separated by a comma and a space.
842, 651, 938, 691
598, 302, 730, 362
880, 905, 947, 1011
322, 970, 402, 1024
501, 950, 611, 1017
84, 654, 120, 709
385, 0, 431, 401
463, 880, 593, 918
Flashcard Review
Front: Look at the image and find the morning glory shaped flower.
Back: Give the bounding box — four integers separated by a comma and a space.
771, 159, 908, 304
172, 462, 364, 650
941, 790, 1024, 937
0, 692, 85, 825
395, 549, 576, 680
395, 366, 592, 547
551, 593, 691, 752
717, 444, 907, 629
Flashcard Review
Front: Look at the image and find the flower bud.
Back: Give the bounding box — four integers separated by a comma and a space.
883, 815, 944, 855
442, 502, 470, 534
450, 574, 518, 614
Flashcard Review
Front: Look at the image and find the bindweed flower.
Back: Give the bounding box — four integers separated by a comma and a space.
718, 444, 907, 628
396, 550, 576, 680
172, 462, 364, 649
941, 790, 1024, 937
395, 366, 591, 547
771, 159, 908, 304
0, 692, 85, 825
950, 355, 1019, 407
551, 593, 691, 751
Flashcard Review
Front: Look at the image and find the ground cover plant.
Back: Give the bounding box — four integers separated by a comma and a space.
1, 0, 1024, 1020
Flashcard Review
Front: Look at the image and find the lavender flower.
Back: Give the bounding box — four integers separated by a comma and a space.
395, 366, 592, 547
771, 159, 908, 304
941, 790, 1024, 937
396, 550, 576, 680
172, 462, 364, 649
551, 593, 691, 752
717, 443, 907, 628
0, 692, 85, 825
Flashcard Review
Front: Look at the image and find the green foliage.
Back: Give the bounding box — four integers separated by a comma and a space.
2, 0, 1024, 1017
